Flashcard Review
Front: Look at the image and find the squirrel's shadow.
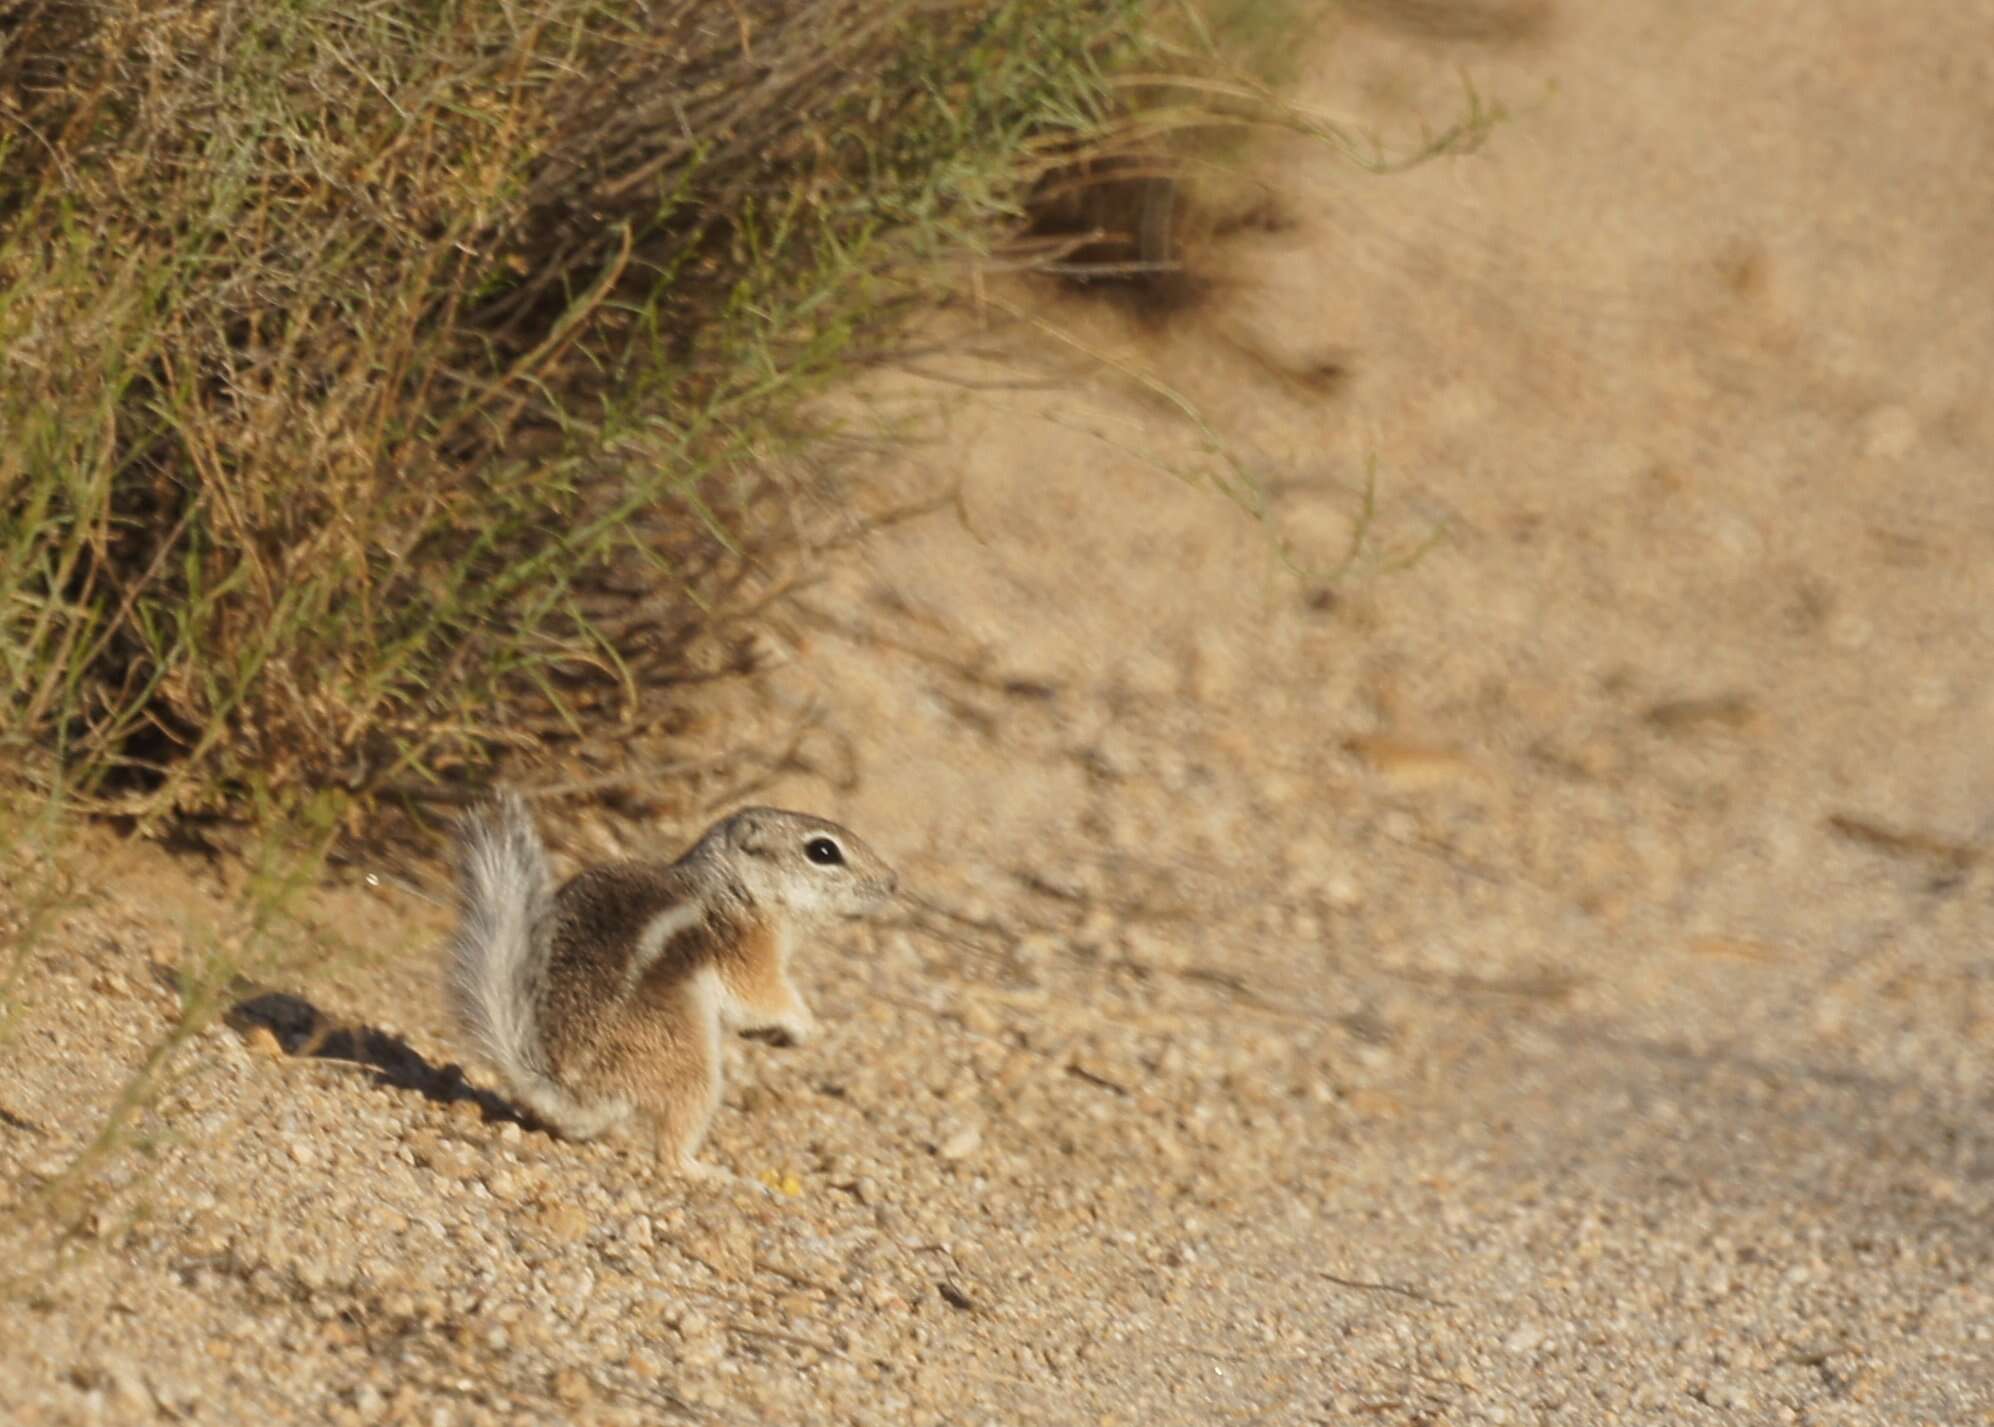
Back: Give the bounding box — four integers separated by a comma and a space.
223, 989, 532, 1129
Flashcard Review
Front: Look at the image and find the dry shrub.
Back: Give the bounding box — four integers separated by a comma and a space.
0, 0, 1141, 820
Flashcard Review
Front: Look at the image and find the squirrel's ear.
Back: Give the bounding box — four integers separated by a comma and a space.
727, 814, 770, 858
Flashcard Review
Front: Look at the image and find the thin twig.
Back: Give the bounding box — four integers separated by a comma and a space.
1316, 1270, 1455, 1308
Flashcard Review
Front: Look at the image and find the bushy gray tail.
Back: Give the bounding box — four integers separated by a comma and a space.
448, 792, 627, 1139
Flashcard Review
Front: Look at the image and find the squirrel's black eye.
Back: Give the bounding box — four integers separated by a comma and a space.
805, 837, 845, 867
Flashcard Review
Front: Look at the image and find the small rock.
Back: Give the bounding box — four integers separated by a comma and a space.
1011, 933, 1060, 969
1503, 1322, 1545, 1355
937, 1123, 983, 1162
427, 1143, 478, 1181
620, 1215, 655, 1251
148, 1371, 199, 1416
549, 1267, 596, 1317
956, 1000, 1001, 1038
539, 1203, 591, 1244
1322, 873, 1363, 910
101, 1359, 152, 1413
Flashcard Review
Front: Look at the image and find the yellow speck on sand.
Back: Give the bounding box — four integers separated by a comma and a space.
758, 1169, 804, 1197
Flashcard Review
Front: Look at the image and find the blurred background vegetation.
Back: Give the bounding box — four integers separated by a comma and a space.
0, 0, 1201, 830
1, 0, 1487, 838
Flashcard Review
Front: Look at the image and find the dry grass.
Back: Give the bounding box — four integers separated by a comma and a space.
0, 0, 1149, 824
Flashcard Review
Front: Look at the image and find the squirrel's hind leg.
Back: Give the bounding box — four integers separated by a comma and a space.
609, 964, 730, 1182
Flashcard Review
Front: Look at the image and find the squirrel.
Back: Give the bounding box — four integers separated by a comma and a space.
446, 790, 897, 1182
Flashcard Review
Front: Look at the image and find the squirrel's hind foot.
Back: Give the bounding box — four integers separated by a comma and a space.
675, 1158, 776, 1197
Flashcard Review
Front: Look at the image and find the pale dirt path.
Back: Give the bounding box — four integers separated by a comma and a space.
3, 4, 1990, 1425
786, 3, 1994, 1421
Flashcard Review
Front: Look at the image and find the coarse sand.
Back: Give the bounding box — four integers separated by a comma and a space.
3, 5, 1989, 1424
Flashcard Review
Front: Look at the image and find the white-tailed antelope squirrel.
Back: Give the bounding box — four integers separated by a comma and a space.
447, 791, 897, 1181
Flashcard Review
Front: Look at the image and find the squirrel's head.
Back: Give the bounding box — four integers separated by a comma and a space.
702, 807, 898, 924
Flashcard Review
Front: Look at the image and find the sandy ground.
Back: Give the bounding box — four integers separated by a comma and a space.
4, 3, 1991, 1424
